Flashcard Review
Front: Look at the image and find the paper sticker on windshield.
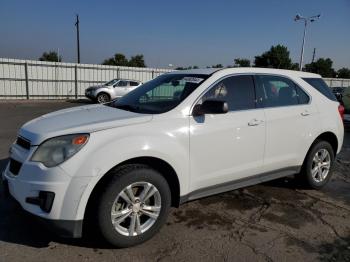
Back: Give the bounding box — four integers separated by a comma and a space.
183, 77, 204, 84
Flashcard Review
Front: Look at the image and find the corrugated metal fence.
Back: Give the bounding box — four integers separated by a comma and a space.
0, 58, 349, 99
324, 78, 350, 88
0, 58, 172, 99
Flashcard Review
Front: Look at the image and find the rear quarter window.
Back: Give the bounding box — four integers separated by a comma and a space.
302, 78, 337, 101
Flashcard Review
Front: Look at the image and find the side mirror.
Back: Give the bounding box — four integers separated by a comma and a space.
192, 99, 228, 116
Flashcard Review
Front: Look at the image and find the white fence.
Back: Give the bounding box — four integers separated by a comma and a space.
0, 58, 349, 99
324, 78, 350, 88
0, 58, 172, 99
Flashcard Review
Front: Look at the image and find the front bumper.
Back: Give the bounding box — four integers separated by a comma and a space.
2, 143, 93, 238
2, 178, 82, 238
85, 90, 96, 100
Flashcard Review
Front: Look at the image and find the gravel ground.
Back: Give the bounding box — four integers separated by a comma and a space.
0, 100, 349, 262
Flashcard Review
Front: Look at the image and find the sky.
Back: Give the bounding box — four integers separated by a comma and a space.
0, 0, 349, 69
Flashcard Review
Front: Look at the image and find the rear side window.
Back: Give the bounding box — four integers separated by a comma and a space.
302, 78, 337, 101
202, 75, 256, 111
295, 85, 310, 104
256, 75, 310, 107
129, 81, 139, 86
255, 75, 299, 107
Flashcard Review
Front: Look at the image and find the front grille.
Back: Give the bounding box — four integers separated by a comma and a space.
16, 136, 31, 150
9, 158, 22, 176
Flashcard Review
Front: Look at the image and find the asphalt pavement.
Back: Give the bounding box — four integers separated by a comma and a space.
0, 100, 349, 262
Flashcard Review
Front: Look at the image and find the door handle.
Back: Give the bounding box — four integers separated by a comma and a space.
301, 110, 310, 116
248, 119, 263, 126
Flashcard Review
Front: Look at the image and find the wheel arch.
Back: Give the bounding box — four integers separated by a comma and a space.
83, 156, 181, 222
314, 131, 338, 155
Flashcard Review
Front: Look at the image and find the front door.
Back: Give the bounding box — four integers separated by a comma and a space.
189, 75, 266, 192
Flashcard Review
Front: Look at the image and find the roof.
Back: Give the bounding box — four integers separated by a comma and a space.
167, 67, 320, 78
167, 68, 222, 75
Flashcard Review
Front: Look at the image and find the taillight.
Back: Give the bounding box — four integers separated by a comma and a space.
338, 104, 345, 121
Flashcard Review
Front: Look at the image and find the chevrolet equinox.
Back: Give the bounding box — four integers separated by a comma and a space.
3, 68, 344, 247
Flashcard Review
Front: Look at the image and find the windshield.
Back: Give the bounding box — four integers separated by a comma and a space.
105, 79, 119, 86
108, 73, 209, 114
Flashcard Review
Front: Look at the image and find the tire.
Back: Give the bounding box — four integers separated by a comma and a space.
96, 164, 171, 248
96, 93, 110, 104
297, 140, 335, 189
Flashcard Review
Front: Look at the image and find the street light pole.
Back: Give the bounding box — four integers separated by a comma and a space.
299, 20, 307, 71
75, 14, 80, 64
294, 14, 320, 71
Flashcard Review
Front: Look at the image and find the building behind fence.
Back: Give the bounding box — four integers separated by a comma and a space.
0, 58, 349, 99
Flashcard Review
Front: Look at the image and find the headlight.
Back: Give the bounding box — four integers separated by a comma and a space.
31, 134, 89, 167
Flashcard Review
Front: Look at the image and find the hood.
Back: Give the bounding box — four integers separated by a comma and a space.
19, 104, 152, 145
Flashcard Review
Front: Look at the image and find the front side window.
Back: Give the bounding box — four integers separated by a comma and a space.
116, 80, 128, 87
105, 79, 119, 86
201, 75, 256, 111
109, 74, 210, 114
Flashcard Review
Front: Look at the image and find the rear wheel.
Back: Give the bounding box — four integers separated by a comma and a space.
96, 164, 171, 247
96, 93, 110, 103
297, 140, 335, 189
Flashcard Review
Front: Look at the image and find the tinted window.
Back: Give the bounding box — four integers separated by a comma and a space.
256, 75, 299, 107
302, 78, 337, 101
202, 75, 256, 111
130, 81, 139, 86
295, 85, 310, 104
116, 80, 128, 87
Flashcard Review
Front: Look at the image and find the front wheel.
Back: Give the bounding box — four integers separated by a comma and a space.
297, 140, 335, 189
96, 164, 171, 247
96, 93, 110, 104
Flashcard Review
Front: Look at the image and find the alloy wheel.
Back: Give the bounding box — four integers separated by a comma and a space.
311, 148, 331, 183
97, 94, 109, 103
111, 182, 161, 236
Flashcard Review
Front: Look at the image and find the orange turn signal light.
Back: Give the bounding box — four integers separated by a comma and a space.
72, 135, 88, 145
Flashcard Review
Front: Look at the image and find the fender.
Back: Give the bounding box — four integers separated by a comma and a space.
60, 119, 190, 220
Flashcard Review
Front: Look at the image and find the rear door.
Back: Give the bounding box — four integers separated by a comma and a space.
189, 75, 266, 191
255, 75, 317, 172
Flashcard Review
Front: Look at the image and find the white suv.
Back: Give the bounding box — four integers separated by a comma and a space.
85, 79, 142, 103
3, 68, 344, 247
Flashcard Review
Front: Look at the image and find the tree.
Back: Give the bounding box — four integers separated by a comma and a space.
211, 64, 223, 68
102, 53, 128, 66
175, 66, 198, 70
337, 68, 350, 79
128, 55, 146, 67
254, 45, 295, 69
233, 58, 250, 67
39, 51, 62, 62
304, 58, 335, 78
102, 53, 146, 67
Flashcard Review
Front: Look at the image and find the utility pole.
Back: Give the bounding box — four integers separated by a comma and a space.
75, 14, 80, 64
311, 48, 316, 63
294, 14, 320, 71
